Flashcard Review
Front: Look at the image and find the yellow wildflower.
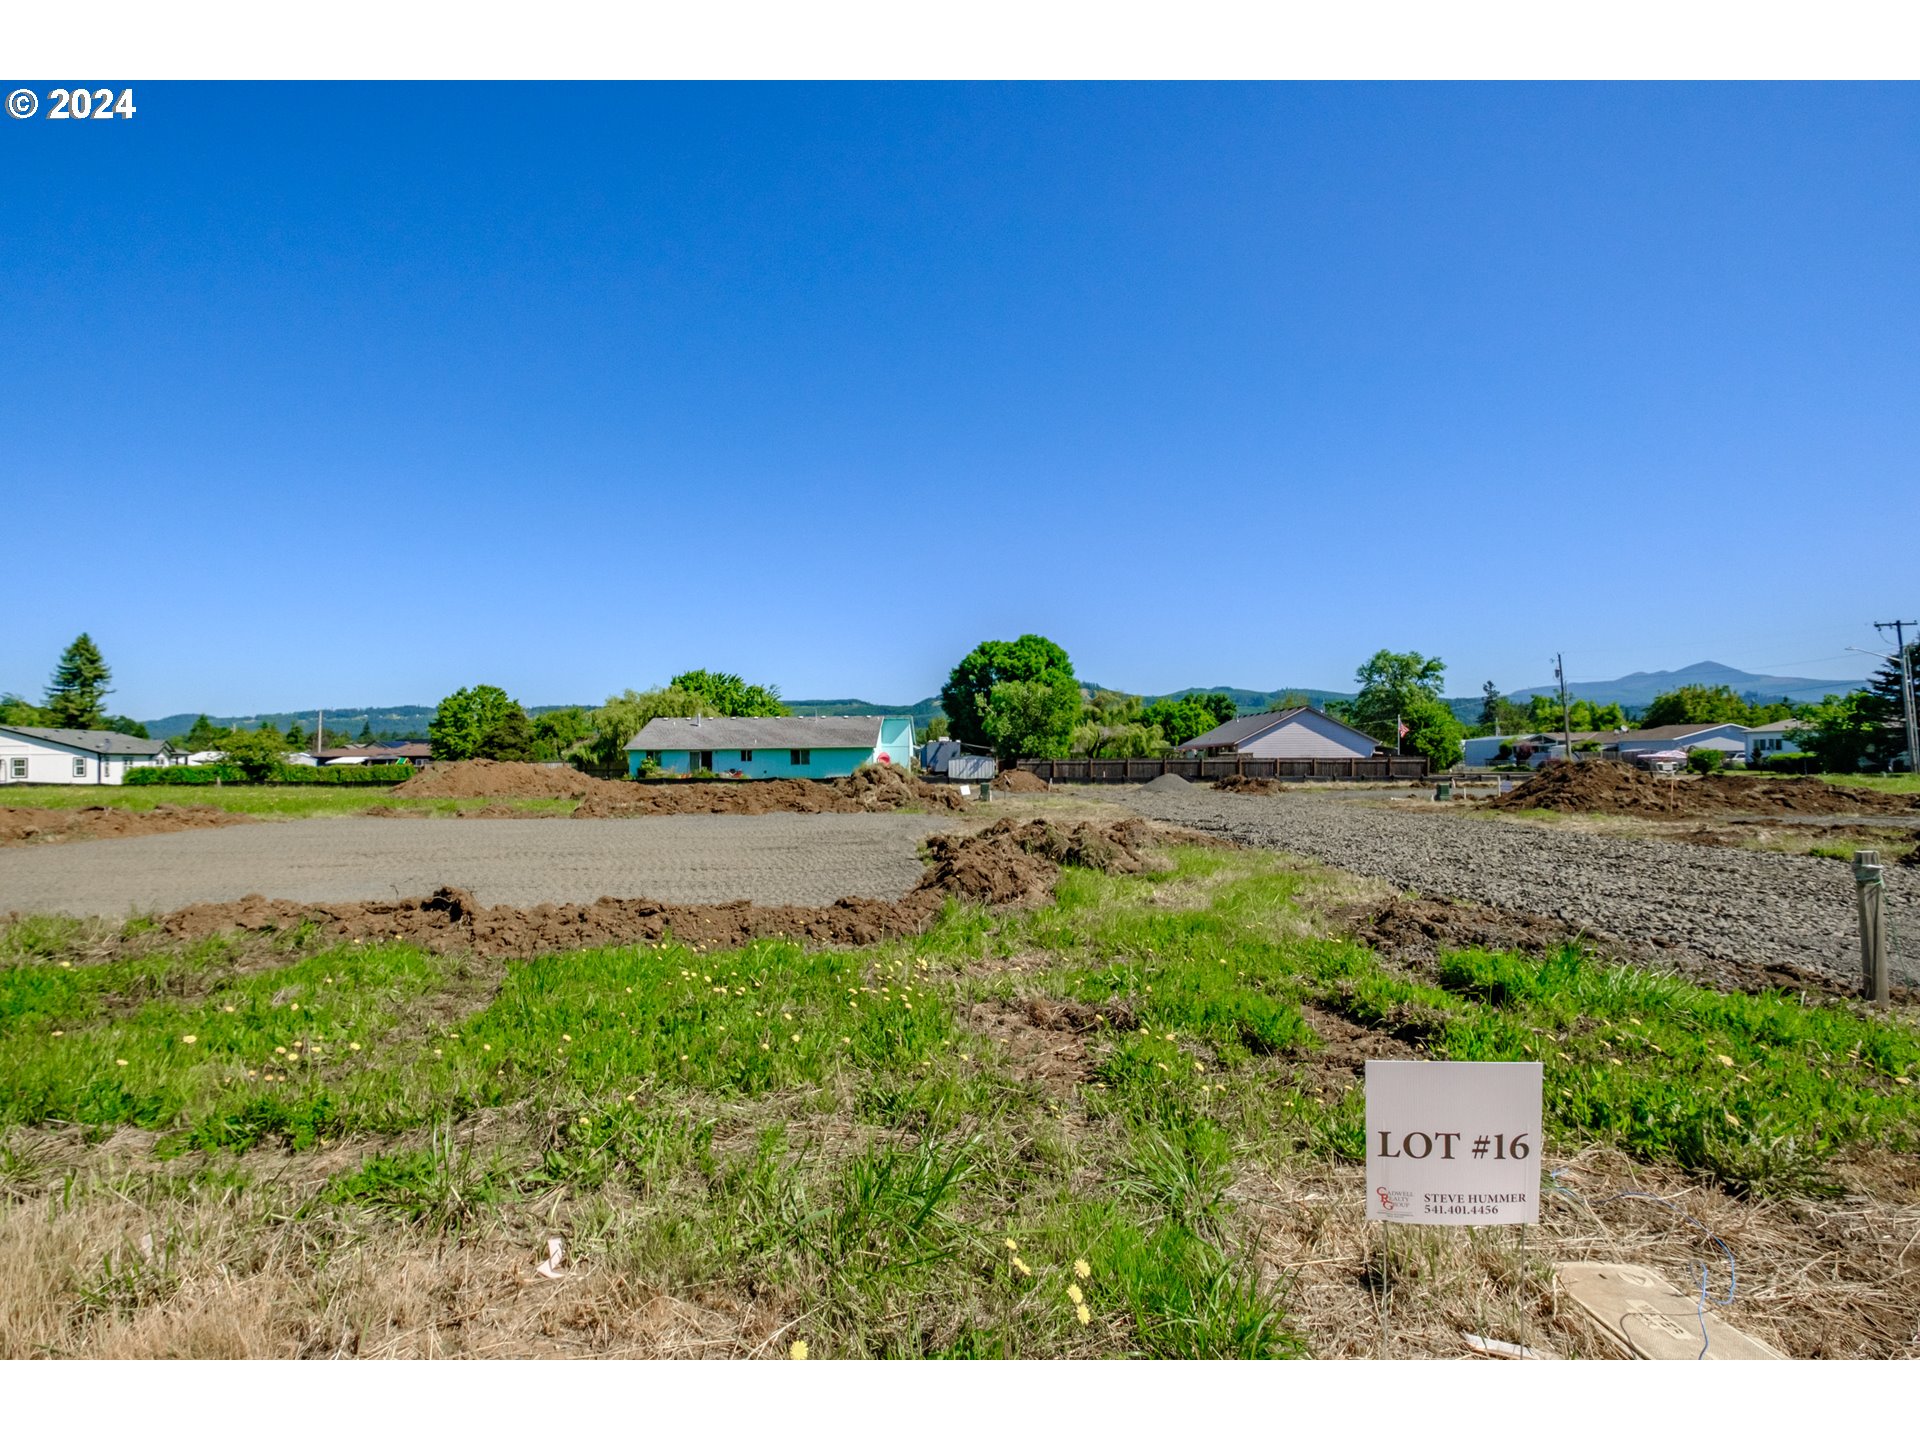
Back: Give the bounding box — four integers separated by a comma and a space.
1074, 1259, 1090, 1279
115, 1058, 128, 1067
1067, 1283, 1084, 1305
1075, 1303, 1091, 1326
182, 1034, 197, 1045
1012, 1257, 1032, 1276
1717, 1054, 1734, 1067
789, 1340, 809, 1360
349, 1042, 361, 1051
1004, 1238, 1019, 1251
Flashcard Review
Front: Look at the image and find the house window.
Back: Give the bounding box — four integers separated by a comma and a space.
74, 757, 88, 778
8, 757, 24, 779
790, 749, 810, 765
739, 750, 753, 762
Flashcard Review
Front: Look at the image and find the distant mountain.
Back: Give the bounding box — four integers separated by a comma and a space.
1506, 661, 1865, 709
784, 696, 946, 724
140, 703, 588, 741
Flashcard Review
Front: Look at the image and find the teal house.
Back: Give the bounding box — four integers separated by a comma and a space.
626, 715, 916, 780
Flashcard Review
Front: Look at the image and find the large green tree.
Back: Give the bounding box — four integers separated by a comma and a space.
1350, 649, 1462, 767
940, 635, 1080, 751
182, 714, 223, 751
668, 670, 788, 717
45, 633, 112, 729
532, 706, 593, 762
476, 707, 537, 762
1863, 642, 1919, 770
0, 694, 48, 726
1794, 691, 1883, 773
981, 678, 1081, 761
584, 686, 705, 771
1141, 693, 1236, 747
429, 685, 520, 761
221, 726, 289, 782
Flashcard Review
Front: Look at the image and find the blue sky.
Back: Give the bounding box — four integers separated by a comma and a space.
3, 82, 1914, 716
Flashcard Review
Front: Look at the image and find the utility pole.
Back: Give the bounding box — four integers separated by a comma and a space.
1873, 621, 1919, 773
1554, 654, 1574, 764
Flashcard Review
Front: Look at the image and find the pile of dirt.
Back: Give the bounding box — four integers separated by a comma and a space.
390, 761, 629, 802
1139, 772, 1192, 793
991, 768, 1049, 793
145, 818, 1167, 959
573, 766, 966, 818
1483, 762, 1920, 819
0, 805, 258, 848
1213, 776, 1283, 795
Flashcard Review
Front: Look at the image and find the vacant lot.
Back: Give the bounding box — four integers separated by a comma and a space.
1124, 783, 1920, 990
2, 830, 1917, 1360
0, 814, 953, 916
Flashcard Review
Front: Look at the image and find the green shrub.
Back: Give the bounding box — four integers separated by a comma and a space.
1687, 749, 1725, 775
269, 764, 414, 785
1759, 751, 1817, 774
125, 765, 240, 786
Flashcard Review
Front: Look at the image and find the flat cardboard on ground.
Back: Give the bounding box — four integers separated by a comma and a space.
1556, 1262, 1786, 1360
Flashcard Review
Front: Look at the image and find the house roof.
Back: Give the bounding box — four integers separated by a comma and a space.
1746, 719, 1810, 734
313, 744, 430, 761
627, 715, 892, 752
1607, 722, 1750, 742
1179, 706, 1380, 753
0, 725, 172, 756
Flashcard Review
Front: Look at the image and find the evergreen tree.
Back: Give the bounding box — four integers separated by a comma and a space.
359, 719, 375, 742
183, 715, 223, 751
284, 721, 309, 750
1864, 642, 1919, 769
476, 707, 537, 762
44, 633, 112, 729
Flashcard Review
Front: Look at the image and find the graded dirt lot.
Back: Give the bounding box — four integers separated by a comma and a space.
1123, 781, 1920, 990
0, 813, 954, 917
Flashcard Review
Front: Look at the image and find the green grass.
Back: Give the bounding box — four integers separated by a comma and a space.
3, 841, 1917, 1356
0, 784, 578, 818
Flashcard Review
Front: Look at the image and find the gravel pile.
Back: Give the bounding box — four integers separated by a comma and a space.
1124, 785, 1920, 990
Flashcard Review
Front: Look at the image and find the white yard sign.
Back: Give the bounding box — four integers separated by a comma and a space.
1364, 1061, 1543, 1226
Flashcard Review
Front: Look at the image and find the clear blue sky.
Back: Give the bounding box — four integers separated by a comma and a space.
4, 82, 1914, 717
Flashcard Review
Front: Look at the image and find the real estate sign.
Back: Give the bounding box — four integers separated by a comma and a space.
1364, 1061, 1543, 1226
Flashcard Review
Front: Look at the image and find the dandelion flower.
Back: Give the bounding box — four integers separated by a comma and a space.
275, 1046, 287, 1055
1067, 1283, 1084, 1305
349, 1042, 361, 1051
182, 1034, 198, 1045
1717, 1054, 1735, 1067
51, 1030, 63, 1037
434, 1048, 443, 1057
289, 1003, 299, 1011
791, 1033, 801, 1043
680, 1054, 689, 1061
840, 1036, 851, 1045
1075, 1303, 1090, 1326
116, 1058, 128, 1067
1074, 1259, 1090, 1279
1004, 1238, 1020, 1251
482, 1043, 490, 1051
760, 1042, 770, 1051
1012, 1257, 1032, 1276
783, 1012, 793, 1021
222, 1005, 236, 1013
59, 961, 71, 969
789, 1340, 809, 1360
562, 1034, 573, 1043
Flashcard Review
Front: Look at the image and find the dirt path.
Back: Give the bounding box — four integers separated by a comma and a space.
1123, 783, 1920, 990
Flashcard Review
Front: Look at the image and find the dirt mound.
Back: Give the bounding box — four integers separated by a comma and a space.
1484, 762, 1920, 819
391, 761, 627, 801
1214, 776, 1283, 795
572, 765, 966, 818
1139, 772, 1192, 792
144, 818, 1165, 959
991, 768, 1049, 793
0, 805, 257, 848
918, 818, 1167, 907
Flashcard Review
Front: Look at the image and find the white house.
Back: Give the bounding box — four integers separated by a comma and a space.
0, 725, 180, 785
1177, 707, 1381, 760
1745, 719, 1809, 764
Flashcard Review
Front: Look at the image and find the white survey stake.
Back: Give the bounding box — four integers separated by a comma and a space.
1365, 1060, 1543, 1226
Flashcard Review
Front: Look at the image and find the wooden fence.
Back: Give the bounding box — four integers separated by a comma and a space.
1013, 755, 1429, 784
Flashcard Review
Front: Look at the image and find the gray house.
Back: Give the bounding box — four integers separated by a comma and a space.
1177, 707, 1381, 761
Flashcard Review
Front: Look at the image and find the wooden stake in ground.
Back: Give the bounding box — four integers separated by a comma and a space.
1854, 849, 1888, 1004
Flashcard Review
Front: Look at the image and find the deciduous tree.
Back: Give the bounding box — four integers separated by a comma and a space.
941, 635, 1080, 751
668, 670, 787, 717
429, 685, 520, 761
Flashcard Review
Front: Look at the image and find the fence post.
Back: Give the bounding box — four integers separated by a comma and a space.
1854, 849, 1888, 1004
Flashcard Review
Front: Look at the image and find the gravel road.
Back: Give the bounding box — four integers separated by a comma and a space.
0, 814, 952, 917
1124, 785, 1920, 989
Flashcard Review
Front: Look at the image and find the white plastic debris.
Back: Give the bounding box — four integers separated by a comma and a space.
536, 1237, 566, 1280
